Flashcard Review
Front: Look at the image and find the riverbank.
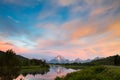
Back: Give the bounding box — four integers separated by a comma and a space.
61, 65, 88, 69
14, 65, 77, 80
55, 65, 120, 80
20, 66, 49, 74
51, 64, 87, 70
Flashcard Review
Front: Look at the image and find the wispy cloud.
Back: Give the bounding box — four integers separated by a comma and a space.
0, 0, 120, 60
2, 0, 41, 6
56, 0, 77, 6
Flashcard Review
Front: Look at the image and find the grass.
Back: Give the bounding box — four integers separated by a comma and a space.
61, 65, 86, 69
55, 65, 120, 80
52, 64, 88, 70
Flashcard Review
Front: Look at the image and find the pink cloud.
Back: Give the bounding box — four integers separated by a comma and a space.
56, 0, 77, 6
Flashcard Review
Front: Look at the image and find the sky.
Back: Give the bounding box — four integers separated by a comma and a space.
0, 0, 120, 60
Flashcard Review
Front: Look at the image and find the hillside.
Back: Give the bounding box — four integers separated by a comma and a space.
0, 51, 4, 55
0, 50, 28, 60
87, 55, 120, 66
0, 50, 49, 67
61, 55, 120, 69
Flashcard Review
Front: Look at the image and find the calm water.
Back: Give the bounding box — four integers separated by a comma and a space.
14, 66, 77, 80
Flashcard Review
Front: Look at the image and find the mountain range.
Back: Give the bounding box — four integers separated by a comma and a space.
48, 55, 101, 63
48, 55, 69, 63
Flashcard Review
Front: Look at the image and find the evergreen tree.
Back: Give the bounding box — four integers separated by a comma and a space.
0, 49, 20, 78
114, 55, 120, 66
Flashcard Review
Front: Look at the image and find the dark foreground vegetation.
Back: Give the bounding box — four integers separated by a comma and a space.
0, 49, 49, 80
56, 66, 120, 80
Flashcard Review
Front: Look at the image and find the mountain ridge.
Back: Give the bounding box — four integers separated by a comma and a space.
48, 55, 101, 63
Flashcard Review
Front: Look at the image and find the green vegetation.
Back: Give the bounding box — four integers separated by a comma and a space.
61, 65, 85, 69
0, 49, 50, 80
0, 49, 120, 80
55, 55, 120, 80
55, 66, 120, 80
54, 55, 120, 69
0, 50, 21, 80
90, 55, 120, 66
0, 49, 49, 68
20, 66, 49, 75
52, 63, 87, 69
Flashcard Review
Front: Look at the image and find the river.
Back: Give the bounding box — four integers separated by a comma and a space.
14, 66, 77, 80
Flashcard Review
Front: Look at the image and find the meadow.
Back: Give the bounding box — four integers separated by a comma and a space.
55, 66, 120, 80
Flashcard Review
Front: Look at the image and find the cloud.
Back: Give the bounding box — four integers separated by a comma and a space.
57, 0, 77, 6
0, 41, 26, 53
90, 7, 112, 17
2, 0, 41, 6
34, 6, 120, 59
89, 0, 120, 18
60, 18, 105, 40
0, 41, 15, 51
0, 41, 14, 46
7, 16, 20, 23
107, 19, 120, 37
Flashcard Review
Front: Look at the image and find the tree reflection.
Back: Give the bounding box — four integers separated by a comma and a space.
22, 68, 49, 76
0, 49, 50, 80
0, 50, 21, 80
0, 67, 20, 80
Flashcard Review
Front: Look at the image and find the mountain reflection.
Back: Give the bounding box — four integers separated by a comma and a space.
22, 68, 49, 76
19, 66, 76, 80
54, 66, 65, 74
0, 66, 49, 80
0, 66, 76, 80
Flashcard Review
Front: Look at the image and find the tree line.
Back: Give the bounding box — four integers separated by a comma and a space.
0, 49, 49, 80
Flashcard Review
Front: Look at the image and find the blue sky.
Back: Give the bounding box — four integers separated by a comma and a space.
0, 0, 120, 60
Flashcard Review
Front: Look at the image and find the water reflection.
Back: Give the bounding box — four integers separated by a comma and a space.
22, 68, 49, 76
0, 67, 20, 80
0, 66, 49, 80
14, 74, 25, 80
14, 66, 76, 80
0, 66, 76, 80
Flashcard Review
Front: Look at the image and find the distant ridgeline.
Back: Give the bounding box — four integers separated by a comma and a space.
57, 55, 120, 66
75, 55, 120, 66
